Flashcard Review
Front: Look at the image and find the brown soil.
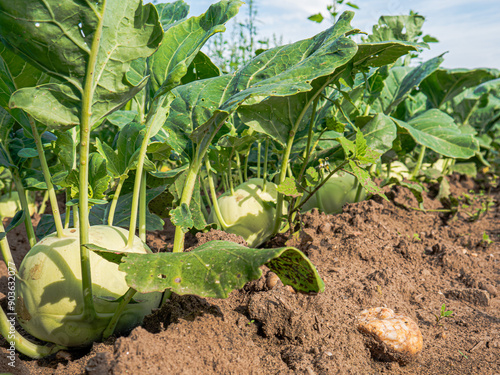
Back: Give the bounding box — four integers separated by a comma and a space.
1, 174, 499, 375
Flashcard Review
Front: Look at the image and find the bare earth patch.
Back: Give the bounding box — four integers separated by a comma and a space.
1, 175, 499, 375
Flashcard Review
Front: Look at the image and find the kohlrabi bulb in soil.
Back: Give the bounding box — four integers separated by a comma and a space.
0, 191, 35, 219
301, 172, 366, 214
209, 178, 278, 248
15, 225, 161, 347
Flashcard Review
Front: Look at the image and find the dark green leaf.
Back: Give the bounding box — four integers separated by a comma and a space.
4, 209, 24, 233
1, 0, 164, 129
91, 240, 325, 296
17, 148, 38, 158
420, 68, 498, 109
151, 0, 242, 97
89, 186, 165, 231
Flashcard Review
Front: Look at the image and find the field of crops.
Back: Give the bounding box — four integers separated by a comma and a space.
0, 1, 498, 374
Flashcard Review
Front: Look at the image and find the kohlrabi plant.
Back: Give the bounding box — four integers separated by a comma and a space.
0, 0, 325, 358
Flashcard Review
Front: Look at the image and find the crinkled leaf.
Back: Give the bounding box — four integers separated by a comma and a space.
0, 0, 164, 129
91, 240, 325, 296
363, 14, 429, 44
348, 160, 387, 199
392, 109, 479, 158
277, 177, 303, 198
155, 0, 189, 30
170, 203, 194, 233
66, 153, 111, 199
317, 113, 396, 162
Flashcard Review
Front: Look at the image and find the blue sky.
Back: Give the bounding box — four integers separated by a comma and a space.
178, 0, 500, 70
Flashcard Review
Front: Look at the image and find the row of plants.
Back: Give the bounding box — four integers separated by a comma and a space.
0, 0, 498, 358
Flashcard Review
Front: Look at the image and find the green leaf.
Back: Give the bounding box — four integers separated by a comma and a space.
17, 148, 38, 158
0, 41, 48, 133
392, 109, 479, 158
181, 51, 221, 84
308, 13, 324, 23
89, 186, 165, 231
105, 111, 138, 129
170, 203, 194, 233
150, 0, 242, 97
348, 161, 387, 199
420, 68, 498, 109
1, 0, 164, 129
385, 54, 444, 114
4, 209, 25, 233
317, 113, 396, 163
67, 153, 111, 200
155, 0, 189, 30
277, 177, 303, 198
305, 167, 319, 187
364, 14, 429, 44
90, 240, 325, 296
54, 129, 77, 170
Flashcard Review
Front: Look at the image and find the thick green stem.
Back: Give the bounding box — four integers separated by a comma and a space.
28, 118, 64, 238
201, 171, 213, 213
126, 94, 170, 248
273, 130, 296, 234
411, 146, 427, 179
102, 288, 137, 340
172, 161, 200, 253
139, 171, 147, 242
262, 138, 269, 193
234, 151, 244, 186
0, 221, 15, 271
256, 141, 261, 179
0, 306, 65, 359
205, 157, 228, 229
78, 0, 108, 323
64, 188, 71, 229
354, 179, 363, 202
10, 171, 36, 248
108, 175, 126, 225
243, 145, 251, 181
171, 114, 230, 253
228, 148, 235, 196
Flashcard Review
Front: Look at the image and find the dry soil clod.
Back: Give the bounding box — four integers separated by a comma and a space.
357, 307, 423, 365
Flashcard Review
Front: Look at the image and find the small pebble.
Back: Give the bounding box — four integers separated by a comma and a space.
266, 272, 281, 289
